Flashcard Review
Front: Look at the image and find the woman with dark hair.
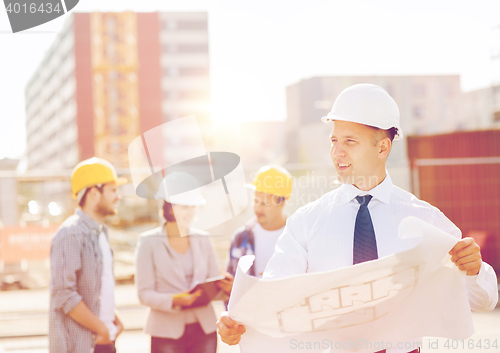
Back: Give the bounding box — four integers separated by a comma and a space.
135, 172, 232, 353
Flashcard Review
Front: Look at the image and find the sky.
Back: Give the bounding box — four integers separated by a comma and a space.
0, 0, 499, 160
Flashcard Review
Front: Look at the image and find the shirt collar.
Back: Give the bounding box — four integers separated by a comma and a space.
335, 173, 393, 205
75, 208, 107, 236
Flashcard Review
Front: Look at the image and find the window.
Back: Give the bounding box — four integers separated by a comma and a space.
413, 106, 423, 119
177, 21, 207, 30
442, 85, 454, 97
164, 20, 177, 30
164, 67, 209, 77
164, 44, 178, 53
163, 91, 178, 100
163, 112, 179, 121
412, 84, 425, 96
177, 44, 208, 53
163, 90, 208, 100
179, 67, 209, 76
162, 44, 208, 53
414, 127, 425, 135
178, 90, 209, 100
164, 67, 179, 77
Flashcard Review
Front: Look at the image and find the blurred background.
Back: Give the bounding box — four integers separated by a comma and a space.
0, 0, 499, 352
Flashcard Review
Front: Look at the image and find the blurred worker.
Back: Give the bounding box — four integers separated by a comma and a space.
217, 84, 498, 352
135, 171, 232, 353
49, 158, 127, 353
226, 165, 292, 278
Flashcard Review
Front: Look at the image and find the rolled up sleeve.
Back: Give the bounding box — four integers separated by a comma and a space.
50, 233, 83, 314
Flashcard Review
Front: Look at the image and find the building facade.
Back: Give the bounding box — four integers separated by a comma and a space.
25, 11, 211, 171
24, 11, 210, 222
462, 85, 500, 130
0, 159, 19, 227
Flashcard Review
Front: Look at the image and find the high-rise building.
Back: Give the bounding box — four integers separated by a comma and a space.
24, 11, 210, 222
25, 11, 211, 170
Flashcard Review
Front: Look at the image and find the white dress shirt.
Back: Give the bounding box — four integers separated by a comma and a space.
263, 174, 498, 352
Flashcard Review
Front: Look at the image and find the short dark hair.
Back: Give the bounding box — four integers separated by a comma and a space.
370, 126, 398, 145
387, 127, 397, 141
78, 185, 104, 207
162, 201, 177, 222
275, 195, 286, 205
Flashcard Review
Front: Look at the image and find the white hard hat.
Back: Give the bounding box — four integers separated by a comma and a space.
321, 83, 403, 140
154, 171, 207, 206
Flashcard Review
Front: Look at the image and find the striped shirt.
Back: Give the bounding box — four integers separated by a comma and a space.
49, 209, 112, 353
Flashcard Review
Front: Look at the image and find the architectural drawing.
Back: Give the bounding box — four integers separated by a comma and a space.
277, 266, 419, 332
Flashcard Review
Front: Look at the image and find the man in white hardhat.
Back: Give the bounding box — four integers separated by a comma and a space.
49, 157, 127, 353
217, 84, 498, 352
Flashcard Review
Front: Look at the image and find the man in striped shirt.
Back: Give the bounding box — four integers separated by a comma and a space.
49, 158, 127, 353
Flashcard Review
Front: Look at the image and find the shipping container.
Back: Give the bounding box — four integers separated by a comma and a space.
407, 130, 500, 274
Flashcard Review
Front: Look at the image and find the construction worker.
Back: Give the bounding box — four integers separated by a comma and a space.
225, 165, 292, 278
217, 84, 498, 352
49, 158, 127, 353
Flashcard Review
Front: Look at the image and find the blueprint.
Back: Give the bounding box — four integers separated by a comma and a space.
227, 216, 474, 353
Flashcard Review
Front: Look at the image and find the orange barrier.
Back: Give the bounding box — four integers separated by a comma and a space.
0, 225, 59, 264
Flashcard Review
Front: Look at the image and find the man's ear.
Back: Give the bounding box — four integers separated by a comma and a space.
379, 138, 392, 158
86, 187, 100, 204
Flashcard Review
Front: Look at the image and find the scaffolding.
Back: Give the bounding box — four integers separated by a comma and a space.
91, 12, 141, 168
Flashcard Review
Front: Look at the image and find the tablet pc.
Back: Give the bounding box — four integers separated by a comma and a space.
185, 275, 226, 309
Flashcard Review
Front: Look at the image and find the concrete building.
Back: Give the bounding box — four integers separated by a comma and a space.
24, 11, 210, 222
462, 84, 500, 130
0, 159, 20, 227
25, 11, 211, 171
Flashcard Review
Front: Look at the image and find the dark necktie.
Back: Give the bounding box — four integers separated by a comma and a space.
353, 195, 378, 265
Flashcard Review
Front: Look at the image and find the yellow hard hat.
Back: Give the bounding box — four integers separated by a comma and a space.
249, 165, 292, 199
71, 157, 128, 198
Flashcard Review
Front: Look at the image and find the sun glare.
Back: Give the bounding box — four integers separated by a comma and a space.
210, 68, 277, 124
